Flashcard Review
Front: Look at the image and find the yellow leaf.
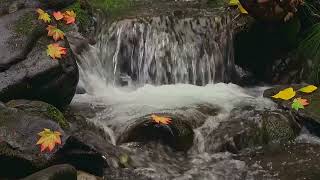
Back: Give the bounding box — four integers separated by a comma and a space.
272, 87, 296, 100
229, 0, 239, 6
36, 8, 51, 23
151, 114, 172, 125
299, 85, 318, 93
36, 128, 62, 152
46, 25, 65, 41
47, 43, 67, 60
238, 4, 248, 14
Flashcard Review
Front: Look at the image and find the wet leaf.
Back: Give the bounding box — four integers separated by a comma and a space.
53, 11, 64, 20
299, 85, 318, 93
47, 25, 65, 41
63, 10, 76, 24
272, 87, 296, 100
151, 114, 172, 125
47, 43, 67, 59
291, 98, 309, 111
36, 8, 51, 23
36, 128, 62, 152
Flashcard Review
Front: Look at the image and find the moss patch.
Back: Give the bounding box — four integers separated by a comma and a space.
46, 105, 69, 129
13, 12, 36, 36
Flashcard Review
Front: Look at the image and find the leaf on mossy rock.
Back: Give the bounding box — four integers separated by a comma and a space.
63, 10, 76, 24
36, 128, 62, 152
46, 25, 65, 41
47, 43, 67, 60
299, 85, 318, 93
291, 98, 309, 111
36, 8, 51, 23
272, 87, 296, 100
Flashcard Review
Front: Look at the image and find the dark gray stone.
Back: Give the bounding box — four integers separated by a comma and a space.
22, 164, 77, 180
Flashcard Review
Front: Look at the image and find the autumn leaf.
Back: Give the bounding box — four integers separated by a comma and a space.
46, 25, 65, 41
36, 128, 62, 152
53, 11, 64, 20
36, 8, 51, 23
229, 0, 248, 14
151, 114, 172, 125
47, 43, 67, 59
299, 85, 318, 93
272, 87, 296, 100
63, 10, 76, 24
291, 98, 309, 111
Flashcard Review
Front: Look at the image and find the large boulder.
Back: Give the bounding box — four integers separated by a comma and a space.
0, 5, 79, 108
0, 100, 109, 179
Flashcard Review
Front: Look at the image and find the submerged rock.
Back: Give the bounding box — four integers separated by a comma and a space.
264, 85, 320, 136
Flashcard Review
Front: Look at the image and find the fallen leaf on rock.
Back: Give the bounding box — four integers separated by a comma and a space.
151, 114, 172, 125
36, 8, 51, 23
47, 43, 67, 59
53, 11, 64, 20
63, 10, 76, 24
291, 98, 309, 111
36, 128, 62, 152
299, 85, 318, 93
47, 25, 65, 41
272, 87, 296, 100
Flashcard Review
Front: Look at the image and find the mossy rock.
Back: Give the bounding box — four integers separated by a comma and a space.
6, 100, 69, 129
264, 84, 320, 136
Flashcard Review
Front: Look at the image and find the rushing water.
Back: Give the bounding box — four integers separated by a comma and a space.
73, 9, 317, 179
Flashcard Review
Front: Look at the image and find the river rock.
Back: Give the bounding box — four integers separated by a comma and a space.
0, 6, 79, 109
264, 84, 320, 136
203, 106, 300, 153
117, 113, 195, 151
0, 100, 109, 178
22, 164, 77, 180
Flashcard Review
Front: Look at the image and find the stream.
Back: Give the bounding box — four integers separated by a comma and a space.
72, 5, 320, 180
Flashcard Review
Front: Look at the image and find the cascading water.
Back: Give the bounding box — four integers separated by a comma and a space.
77, 12, 235, 93
72, 7, 304, 180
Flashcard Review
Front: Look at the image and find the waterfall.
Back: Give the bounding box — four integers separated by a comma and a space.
77, 12, 235, 94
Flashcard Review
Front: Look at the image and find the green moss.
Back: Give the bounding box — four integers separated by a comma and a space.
46, 105, 69, 129
13, 12, 36, 36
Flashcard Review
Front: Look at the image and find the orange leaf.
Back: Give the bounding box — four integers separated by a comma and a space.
36, 8, 51, 23
46, 25, 65, 41
151, 114, 172, 125
63, 10, 76, 24
47, 43, 67, 59
36, 128, 62, 152
53, 11, 64, 20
